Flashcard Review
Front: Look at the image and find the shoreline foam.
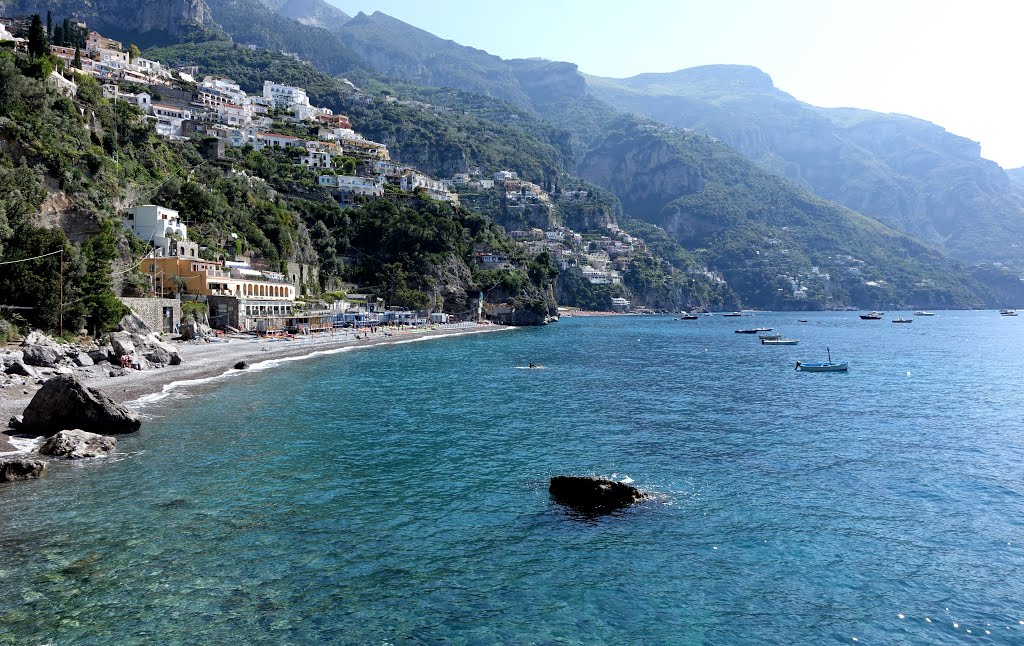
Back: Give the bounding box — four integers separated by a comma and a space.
1, 324, 512, 454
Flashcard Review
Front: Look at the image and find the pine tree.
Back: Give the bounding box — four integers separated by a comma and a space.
27, 14, 47, 58
72, 45, 81, 70
46, 10, 52, 39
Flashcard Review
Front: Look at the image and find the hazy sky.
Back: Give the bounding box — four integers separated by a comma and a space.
330, 0, 1024, 169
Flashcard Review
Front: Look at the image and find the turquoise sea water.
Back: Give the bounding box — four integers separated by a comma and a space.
2, 312, 1024, 644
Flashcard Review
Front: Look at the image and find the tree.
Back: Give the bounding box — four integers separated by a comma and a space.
46, 10, 52, 39
72, 45, 81, 70
27, 14, 47, 58
129, 44, 141, 62
80, 221, 126, 336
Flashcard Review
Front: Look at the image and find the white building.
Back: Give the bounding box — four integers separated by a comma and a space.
610, 297, 630, 312
494, 170, 518, 181
263, 80, 310, 110
319, 175, 385, 197
124, 205, 199, 258
300, 151, 334, 169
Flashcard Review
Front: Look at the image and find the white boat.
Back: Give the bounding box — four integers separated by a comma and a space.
859, 311, 884, 320
914, 311, 935, 316
1000, 309, 1018, 316
892, 318, 913, 323
762, 338, 799, 345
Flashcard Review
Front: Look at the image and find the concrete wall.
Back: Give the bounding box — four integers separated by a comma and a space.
120, 297, 181, 334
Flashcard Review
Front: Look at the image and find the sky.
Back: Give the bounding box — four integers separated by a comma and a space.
329, 0, 1024, 169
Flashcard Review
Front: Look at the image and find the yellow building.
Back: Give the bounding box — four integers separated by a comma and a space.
146, 257, 296, 301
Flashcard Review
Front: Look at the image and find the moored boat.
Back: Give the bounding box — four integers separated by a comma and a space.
795, 360, 848, 371
914, 311, 935, 316
892, 318, 913, 323
859, 311, 884, 320
722, 312, 744, 317
679, 312, 699, 320
795, 347, 848, 372
1000, 309, 1018, 316
736, 327, 772, 334
762, 338, 799, 345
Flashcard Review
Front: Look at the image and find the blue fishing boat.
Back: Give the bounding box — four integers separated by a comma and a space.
795, 348, 848, 372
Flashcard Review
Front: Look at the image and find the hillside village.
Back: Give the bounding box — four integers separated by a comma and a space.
0, 16, 743, 334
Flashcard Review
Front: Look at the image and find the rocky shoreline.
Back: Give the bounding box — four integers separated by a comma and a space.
0, 322, 508, 458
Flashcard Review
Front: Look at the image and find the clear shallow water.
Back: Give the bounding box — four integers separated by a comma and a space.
2, 312, 1024, 644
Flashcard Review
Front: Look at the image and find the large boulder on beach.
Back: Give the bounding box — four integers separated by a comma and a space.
18, 374, 141, 436
549, 476, 644, 513
117, 313, 152, 336
0, 458, 47, 482
179, 320, 208, 340
39, 429, 117, 459
109, 331, 180, 368
21, 331, 66, 367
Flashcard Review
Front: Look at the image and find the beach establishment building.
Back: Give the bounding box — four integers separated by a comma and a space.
124, 204, 299, 332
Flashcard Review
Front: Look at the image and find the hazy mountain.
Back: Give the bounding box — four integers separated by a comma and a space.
338, 11, 533, 107
578, 117, 986, 309
258, 0, 350, 32
1007, 167, 1024, 187
202, 0, 363, 74
586, 65, 1024, 266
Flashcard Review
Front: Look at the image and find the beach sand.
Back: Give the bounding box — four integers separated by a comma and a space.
0, 324, 508, 455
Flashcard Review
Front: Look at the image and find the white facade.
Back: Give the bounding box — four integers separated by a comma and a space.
124, 205, 199, 258
263, 80, 310, 109
319, 175, 385, 196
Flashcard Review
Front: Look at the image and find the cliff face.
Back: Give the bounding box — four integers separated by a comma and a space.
0, 0, 215, 39
507, 59, 588, 106
579, 134, 703, 219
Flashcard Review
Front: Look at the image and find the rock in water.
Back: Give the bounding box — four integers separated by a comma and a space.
234, 361, 249, 370
549, 475, 644, 513
19, 375, 141, 436
39, 429, 117, 458
0, 458, 47, 482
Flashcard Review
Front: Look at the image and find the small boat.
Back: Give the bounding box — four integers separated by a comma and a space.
736, 327, 772, 334
759, 333, 782, 341
859, 311, 884, 320
795, 347, 848, 372
914, 311, 935, 316
1000, 309, 1018, 316
762, 338, 799, 345
722, 312, 744, 317
798, 319, 809, 323
679, 312, 699, 320
892, 318, 913, 323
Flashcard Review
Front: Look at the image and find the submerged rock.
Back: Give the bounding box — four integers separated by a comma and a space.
549, 475, 644, 513
0, 458, 47, 482
39, 429, 117, 459
19, 374, 141, 436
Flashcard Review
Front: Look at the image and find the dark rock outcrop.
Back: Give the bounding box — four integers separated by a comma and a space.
109, 314, 181, 368
21, 331, 66, 368
549, 475, 643, 513
0, 457, 47, 482
39, 429, 117, 459
19, 375, 141, 436
234, 361, 249, 370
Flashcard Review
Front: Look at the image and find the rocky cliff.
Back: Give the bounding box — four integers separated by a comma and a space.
0, 0, 215, 42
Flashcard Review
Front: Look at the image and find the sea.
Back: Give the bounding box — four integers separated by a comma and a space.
2, 311, 1024, 645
